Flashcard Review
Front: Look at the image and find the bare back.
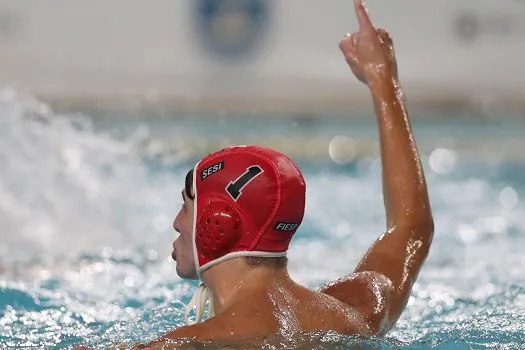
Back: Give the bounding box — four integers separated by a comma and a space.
153, 277, 371, 345
220, 279, 371, 337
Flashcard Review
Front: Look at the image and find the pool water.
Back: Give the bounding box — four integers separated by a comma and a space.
0, 90, 524, 349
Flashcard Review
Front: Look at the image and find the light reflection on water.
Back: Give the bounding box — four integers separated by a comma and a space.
0, 90, 524, 349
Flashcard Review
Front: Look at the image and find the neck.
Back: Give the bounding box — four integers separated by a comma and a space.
201, 258, 291, 314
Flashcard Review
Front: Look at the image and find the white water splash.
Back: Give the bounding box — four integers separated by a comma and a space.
0, 89, 183, 262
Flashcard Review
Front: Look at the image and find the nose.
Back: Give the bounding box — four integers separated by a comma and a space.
173, 216, 182, 234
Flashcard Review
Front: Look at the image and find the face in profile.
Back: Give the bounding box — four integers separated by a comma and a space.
171, 170, 198, 280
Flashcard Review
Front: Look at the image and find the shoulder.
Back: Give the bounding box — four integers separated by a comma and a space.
161, 315, 234, 342
148, 308, 268, 346
319, 271, 394, 334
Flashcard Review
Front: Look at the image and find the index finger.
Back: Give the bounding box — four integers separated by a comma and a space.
353, 0, 374, 31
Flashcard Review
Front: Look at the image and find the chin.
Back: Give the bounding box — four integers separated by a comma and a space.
176, 265, 198, 280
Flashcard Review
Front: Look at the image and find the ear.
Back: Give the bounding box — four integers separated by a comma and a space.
195, 198, 242, 262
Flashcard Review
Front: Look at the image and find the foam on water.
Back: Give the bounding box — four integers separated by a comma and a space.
0, 89, 184, 260
0, 90, 524, 349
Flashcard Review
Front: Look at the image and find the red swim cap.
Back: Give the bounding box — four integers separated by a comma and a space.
191, 145, 306, 278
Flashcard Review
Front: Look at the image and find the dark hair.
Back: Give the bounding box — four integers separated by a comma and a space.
243, 256, 288, 269
185, 169, 194, 200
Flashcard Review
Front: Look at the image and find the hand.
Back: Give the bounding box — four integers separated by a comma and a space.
339, 0, 398, 86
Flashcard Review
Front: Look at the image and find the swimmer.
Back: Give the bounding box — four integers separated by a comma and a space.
105, 0, 434, 348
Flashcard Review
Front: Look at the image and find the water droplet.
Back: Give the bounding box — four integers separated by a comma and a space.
146, 249, 158, 262
124, 277, 135, 287
499, 186, 518, 209
328, 135, 356, 165
429, 148, 457, 174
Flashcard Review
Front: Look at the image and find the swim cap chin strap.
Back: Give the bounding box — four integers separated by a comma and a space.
184, 283, 215, 325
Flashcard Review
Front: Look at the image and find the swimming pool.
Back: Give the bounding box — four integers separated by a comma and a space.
0, 90, 524, 349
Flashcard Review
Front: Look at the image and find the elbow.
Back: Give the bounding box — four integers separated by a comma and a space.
420, 219, 434, 252
418, 214, 434, 239
423, 213, 435, 242
417, 216, 434, 249
413, 204, 434, 241
398, 214, 434, 245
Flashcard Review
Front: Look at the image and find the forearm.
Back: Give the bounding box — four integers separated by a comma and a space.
368, 78, 432, 234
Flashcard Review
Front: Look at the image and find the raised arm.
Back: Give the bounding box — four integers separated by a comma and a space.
320, 0, 433, 334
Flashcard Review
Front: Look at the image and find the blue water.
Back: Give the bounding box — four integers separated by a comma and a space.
0, 90, 524, 349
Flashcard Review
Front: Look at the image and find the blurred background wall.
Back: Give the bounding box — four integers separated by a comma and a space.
0, 0, 524, 116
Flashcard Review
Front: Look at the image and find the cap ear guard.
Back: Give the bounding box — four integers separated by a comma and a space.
195, 198, 243, 262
